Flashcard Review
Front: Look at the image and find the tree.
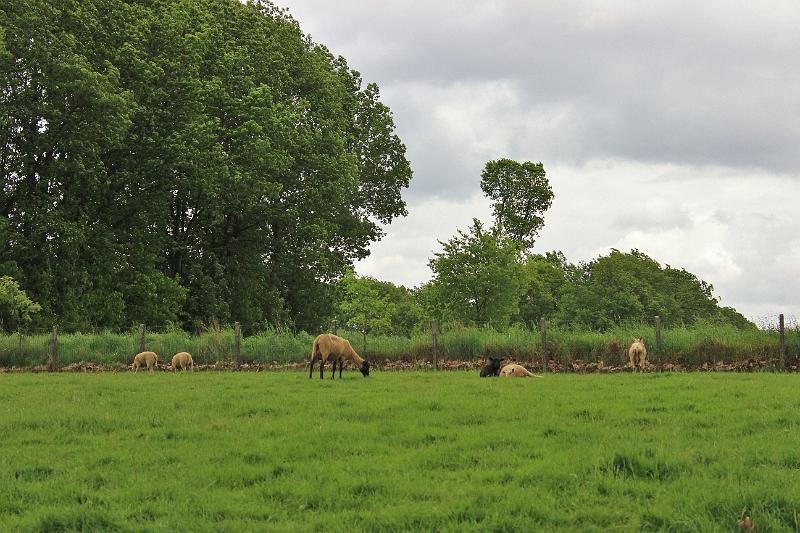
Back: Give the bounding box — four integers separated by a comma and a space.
0, 276, 41, 331
426, 219, 524, 328
480, 159, 554, 249
337, 271, 395, 336
516, 252, 567, 327
0, 0, 411, 331
549, 249, 755, 330
336, 271, 423, 337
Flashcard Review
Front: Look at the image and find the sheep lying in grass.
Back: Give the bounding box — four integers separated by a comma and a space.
132, 351, 158, 373
499, 363, 542, 378
628, 337, 647, 372
480, 357, 503, 377
309, 333, 369, 379
171, 352, 194, 372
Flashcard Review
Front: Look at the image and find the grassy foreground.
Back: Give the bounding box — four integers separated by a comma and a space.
1, 372, 799, 532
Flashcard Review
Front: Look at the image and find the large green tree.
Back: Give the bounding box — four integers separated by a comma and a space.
426, 219, 524, 328
0, 0, 411, 331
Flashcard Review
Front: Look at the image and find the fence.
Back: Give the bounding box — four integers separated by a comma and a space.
0, 315, 798, 371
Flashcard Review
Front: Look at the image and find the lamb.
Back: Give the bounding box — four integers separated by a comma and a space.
628, 337, 647, 372
132, 351, 158, 373
309, 333, 370, 379
171, 352, 194, 372
480, 357, 503, 377
499, 363, 542, 378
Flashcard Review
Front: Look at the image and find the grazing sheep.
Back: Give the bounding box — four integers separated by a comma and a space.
132, 351, 158, 373
171, 352, 194, 372
480, 357, 504, 377
309, 333, 369, 379
499, 363, 542, 378
628, 337, 647, 372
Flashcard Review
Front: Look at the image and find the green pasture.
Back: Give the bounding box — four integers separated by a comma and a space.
1, 372, 799, 531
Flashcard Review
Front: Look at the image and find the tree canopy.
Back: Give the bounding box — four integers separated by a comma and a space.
0, 0, 411, 331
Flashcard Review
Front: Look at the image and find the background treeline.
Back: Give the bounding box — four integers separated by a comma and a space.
335, 249, 754, 338
0, 0, 411, 332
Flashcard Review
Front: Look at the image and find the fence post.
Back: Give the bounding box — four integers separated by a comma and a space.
655, 316, 662, 371
540, 318, 548, 373
331, 320, 338, 335
235, 322, 241, 369
49, 326, 59, 372
779, 314, 785, 371
138, 324, 145, 353
431, 319, 438, 371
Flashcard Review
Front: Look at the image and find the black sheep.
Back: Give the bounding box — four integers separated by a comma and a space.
479, 357, 503, 377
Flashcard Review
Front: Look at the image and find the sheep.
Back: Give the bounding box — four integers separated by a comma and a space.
628, 337, 647, 372
171, 352, 194, 372
132, 351, 158, 373
499, 363, 542, 378
480, 357, 504, 377
309, 333, 369, 379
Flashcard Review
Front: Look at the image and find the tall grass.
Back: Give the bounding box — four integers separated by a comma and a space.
0, 323, 797, 369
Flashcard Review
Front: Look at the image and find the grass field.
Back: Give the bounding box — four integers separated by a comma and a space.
2, 371, 799, 531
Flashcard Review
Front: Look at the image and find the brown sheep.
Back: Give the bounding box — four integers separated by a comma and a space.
171, 352, 194, 372
628, 337, 647, 372
309, 333, 369, 379
132, 351, 158, 373
499, 363, 542, 378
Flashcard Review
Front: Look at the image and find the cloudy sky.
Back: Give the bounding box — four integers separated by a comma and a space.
277, 0, 800, 325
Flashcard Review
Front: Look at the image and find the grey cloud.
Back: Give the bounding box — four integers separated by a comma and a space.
283, 0, 800, 187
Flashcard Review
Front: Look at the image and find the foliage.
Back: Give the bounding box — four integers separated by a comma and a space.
520, 249, 754, 331
0, 0, 411, 332
480, 158, 554, 249
336, 270, 422, 337
0, 276, 41, 331
426, 219, 524, 328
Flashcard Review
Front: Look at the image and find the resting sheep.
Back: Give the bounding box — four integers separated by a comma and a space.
309, 333, 369, 379
499, 363, 542, 378
480, 357, 504, 377
628, 337, 647, 372
132, 351, 158, 373
171, 352, 194, 372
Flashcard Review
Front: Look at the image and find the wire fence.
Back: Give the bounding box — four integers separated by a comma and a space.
1, 316, 798, 371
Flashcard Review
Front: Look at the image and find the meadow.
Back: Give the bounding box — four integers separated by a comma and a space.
2, 371, 799, 531
1, 322, 798, 370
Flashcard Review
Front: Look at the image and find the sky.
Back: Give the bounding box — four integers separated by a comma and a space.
276, 0, 800, 326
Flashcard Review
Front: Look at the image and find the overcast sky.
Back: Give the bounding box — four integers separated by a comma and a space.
277, 0, 800, 325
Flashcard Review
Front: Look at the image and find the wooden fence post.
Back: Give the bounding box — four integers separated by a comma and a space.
655, 316, 662, 371
540, 318, 548, 373
235, 322, 241, 369
49, 326, 58, 372
431, 319, 438, 371
779, 313, 785, 371
138, 324, 145, 353
331, 320, 338, 335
